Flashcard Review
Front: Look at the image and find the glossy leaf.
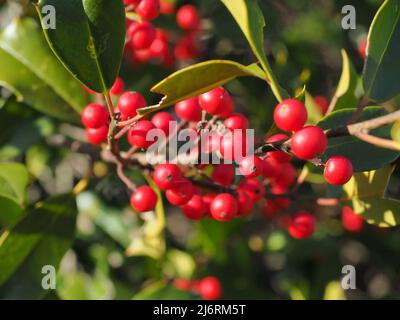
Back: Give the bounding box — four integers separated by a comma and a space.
384, 164, 400, 201
318, 107, 399, 172
344, 166, 400, 227
36, 0, 126, 93
0, 193, 77, 299
141, 60, 266, 116
363, 0, 400, 102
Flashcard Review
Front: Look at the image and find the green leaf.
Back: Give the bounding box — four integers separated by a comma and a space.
332, 49, 360, 111
318, 107, 399, 172
0, 193, 77, 299
0, 21, 87, 122
0, 18, 88, 115
220, 0, 289, 101
344, 166, 400, 227
384, 164, 400, 202
304, 92, 322, 124
141, 60, 266, 116
36, 0, 126, 93
363, 0, 400, 102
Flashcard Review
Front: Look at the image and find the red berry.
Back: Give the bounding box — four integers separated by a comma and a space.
202, 194, 216, 217
130, 186, 158, 213
135, 0, 160, 20
150, 29, 169, 58
153, 163, 182, 190
199, 87, 233, 116
166, 180, 194, 206
358, 36, 368, 60
237, 190, 254, 216
117, 92, 147, 119
239, 155, 263, 178
160, 0, 175, 15
110, 77, 124, 96
291, 126, 327, 160
210, 193, 238, 221
274, 99, 308, 132
238, 178, 265, 203
211, 164, 235, 186
151, 112, 175, 135
81, 104, 108, 129
266, 134, 291, 163
288, 211, 316, 239
173, 278, 192, 291
314, 96, 329, 115
128, 120, 156, 149
202, 132, 222, 154
261, 199, 279, 218
128, 21, 156, 50
273, 163, 297, 189
174, 34, 199, 61
342, 206, 364, 233
176, 4, 200, 31
86, 126, 108, 145
175, 97, 202, 122
324, 156, 353, 185
181, 194, 206, 220
261, 156, 283, 179
224, 113, 248, 131
124, 0, 140, 5
219, 132, 250, 162
197, 277, 222, 300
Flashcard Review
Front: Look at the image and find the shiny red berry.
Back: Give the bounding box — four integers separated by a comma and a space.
151, 111, 175, 135
314, 96, 329, 115
175, 97, 202, 122
130, 186, 158, 213
81, 104, 108, 129
266, 134, 291, 163
128, 21, 156, 50
166, 180, 194, 206
197, 277, 222, 300
135, 0, 160, 20
202, 193, 216, 217
110, 77, 125, 96
324, 156, 353, 185
273, 163, 297, 189
199, 87, 233, 116
291, 126, 327, 160
211, 164, 235, 186
117, 92, 147, 119
181, 194, 206, 220
274, 99, 308, 132
342, 206, 364, 233
358, 36, 368, 60
160, 0, 175, 15
237, 190, 254, 216
224, 113, 248, 131
288, 211, 316, 239
261, 199, 279, 218
239, 155, 263, 178
261, 156, 283, 179
238, 178, 265, 203
210, 193, 238, 221
219, 132, 250, 162
124, 0, 140, 5
86, 126, 108, 145
128, 120, 156, 149
153, 163, 182, 190
176, 4, 200, 31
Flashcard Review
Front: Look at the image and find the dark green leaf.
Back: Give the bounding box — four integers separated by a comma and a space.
318, 107, 399, 172
384, 164, 400, 201
36, 0, 126, 93
363, 0, 400, 102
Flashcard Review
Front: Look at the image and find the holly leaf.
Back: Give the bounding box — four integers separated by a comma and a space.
384, 164, 400, 202
140, 60, 266, 116
363, 0, 400, 102
318, 107, 399, 172
344, 166, 400, 227
0, 193, 77, 299
36, 0, 126, 93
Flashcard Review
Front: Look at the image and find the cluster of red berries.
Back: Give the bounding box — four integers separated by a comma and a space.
124, 0, 201, 67
173, 276, 222, 300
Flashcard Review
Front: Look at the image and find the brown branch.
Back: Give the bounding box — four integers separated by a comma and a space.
354, 132, 400, 151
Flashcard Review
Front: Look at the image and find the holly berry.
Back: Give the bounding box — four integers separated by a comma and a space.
173, 278, 192, 291
261, 156, 283, 179
117, 92, 147, 119
288, 211, 316, 239
166, 180, 194, 206
210, 193, 238, 221
224, 113, 248, 131
124, 0, 140, 5
128, 120, 157, 149
160, 0, 175, 15
324, 156, 353, 185
153, 163, 182, 190
239, 155, 263, 178
149, 30, 169, 58
175, 97, 202, 122
199, 87, 233, 116
128, 21, 156, 50
212, 164, 235, 186
238, 178, 265, 203
197, 277, 222, 300
151, 111, 175, 135
342, 206, 364, 233
81, 104, 108, 129
274, 99, 308, 132
135, 0, 160, 21
110, 77, 125, 96
358, 36, 368, 60
314, 96, 329, 115
291, 126, 327, 160
219, 132, 249, 162
203, 132, 222, 154
176, 4, 200, 31
181, 194, 206, 220
86, 126, 108, 145
174, 34, 199, 61
273, 163, 297, 189
237, 190, 254, 216
266, 134, 291, 163
130, 186, 158, 213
